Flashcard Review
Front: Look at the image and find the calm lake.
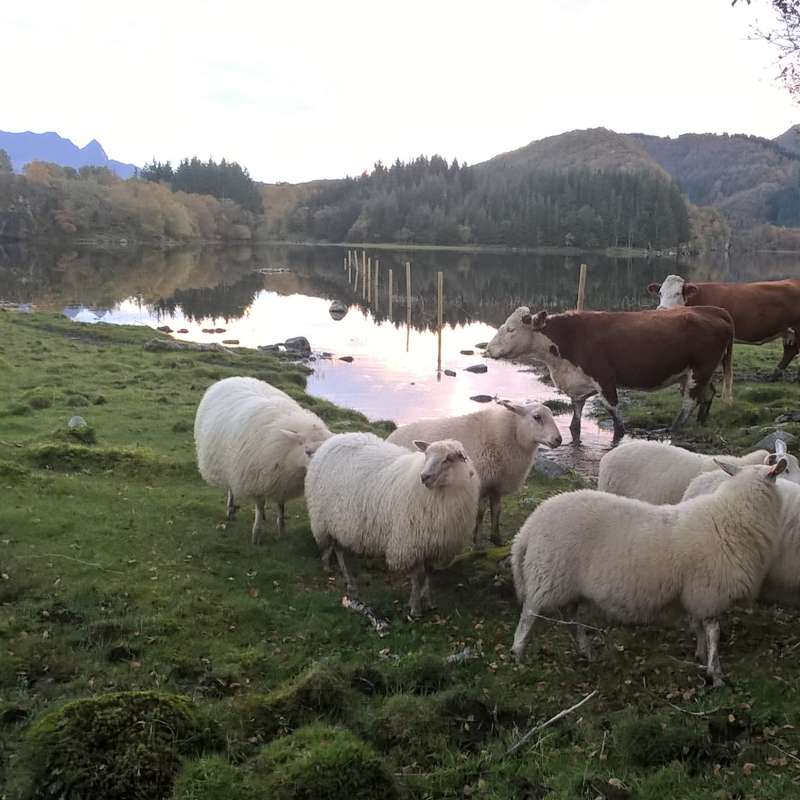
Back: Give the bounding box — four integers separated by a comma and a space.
4, 242, 800, 471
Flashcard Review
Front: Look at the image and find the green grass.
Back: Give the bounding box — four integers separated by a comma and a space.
2, 311, 800, 798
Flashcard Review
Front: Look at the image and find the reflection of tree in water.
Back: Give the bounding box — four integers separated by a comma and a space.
152, 270, 265, 323
265, 245, 674, 332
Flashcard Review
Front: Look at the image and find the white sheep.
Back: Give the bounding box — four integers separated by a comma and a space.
304, 432, 481, 616
511, 458, 787, 686
597, 439, 777, 504
386, 400, 562, 545
194, 376, 331, 543
683, 461, 800, 608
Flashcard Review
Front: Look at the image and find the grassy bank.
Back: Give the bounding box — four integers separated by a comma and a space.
2, 313, 800, 799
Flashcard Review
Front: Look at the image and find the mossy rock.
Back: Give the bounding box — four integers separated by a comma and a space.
616, 715, 704, 768
390, 652, 451, 695
371, 693, 448, 763
14, 690, 222, 800
249, 723, 400, 800
234, 661, 351, 743
172, 755, 255, 800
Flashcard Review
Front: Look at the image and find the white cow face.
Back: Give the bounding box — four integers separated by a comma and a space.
647, 274, 699, 309
486, 307, 554, 360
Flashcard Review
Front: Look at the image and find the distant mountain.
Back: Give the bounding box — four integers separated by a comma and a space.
0, 130, 137, 178
479, 127, 668, 177
774, 125, 800, 157
627, 131, 800, 228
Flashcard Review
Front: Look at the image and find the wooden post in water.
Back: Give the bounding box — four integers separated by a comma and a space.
353, 259, 359, 294
405, 261, 412, 352
388, 269, 393, 319
374, 260, 380, 312
367, 257, 372, 303
576, 263, 588, 311
361, 255, 366, 300
343, 255, 347, 272
436, 271, 443, 374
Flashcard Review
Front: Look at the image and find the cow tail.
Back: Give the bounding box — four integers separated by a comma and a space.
722, 331, 734, 403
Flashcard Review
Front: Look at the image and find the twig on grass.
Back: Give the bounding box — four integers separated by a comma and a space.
13, 553, 125, 575
342, 595, 391, 637
505, 689, 598, 757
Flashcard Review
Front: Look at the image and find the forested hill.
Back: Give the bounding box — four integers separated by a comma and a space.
628, 131, 800, 228
268, 133, 690, 250
481, 127, 667, 176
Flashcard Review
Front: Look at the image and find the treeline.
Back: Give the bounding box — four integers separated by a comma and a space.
141, 157, 263, 214
0, 154, 260, 242
280, 156, 690, 249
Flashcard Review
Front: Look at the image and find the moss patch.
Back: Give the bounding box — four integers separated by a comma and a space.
13, 691, 221, 800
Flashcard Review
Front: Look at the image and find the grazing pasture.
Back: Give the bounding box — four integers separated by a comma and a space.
3, 311, 800, 799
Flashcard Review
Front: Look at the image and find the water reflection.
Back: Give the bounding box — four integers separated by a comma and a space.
3, 242, 800, 475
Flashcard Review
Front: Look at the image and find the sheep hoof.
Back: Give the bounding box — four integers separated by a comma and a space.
512, 646, 526, 663
711, 675, 725, 689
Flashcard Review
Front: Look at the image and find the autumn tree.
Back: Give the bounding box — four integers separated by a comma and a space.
0, 148, 11, 174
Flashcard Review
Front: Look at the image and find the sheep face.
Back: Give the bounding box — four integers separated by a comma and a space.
486, 307, 553, 361
764, 451, 800, 484
415, 439, 475, 489
280, 424, 330, 475
498, 399, 562, 449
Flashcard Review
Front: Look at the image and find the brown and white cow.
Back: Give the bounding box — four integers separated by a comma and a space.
648, 275, 800, 379
485, 306, 734, 443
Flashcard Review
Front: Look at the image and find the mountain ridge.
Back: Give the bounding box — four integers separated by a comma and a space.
0, 129, 137, 179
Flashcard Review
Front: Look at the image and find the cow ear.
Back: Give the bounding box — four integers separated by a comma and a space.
532, 310, 548, 330
683, 283, 699, 300
646, 282, 661, 296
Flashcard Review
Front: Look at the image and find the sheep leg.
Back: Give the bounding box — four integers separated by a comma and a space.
512, 602, 538, 662
276, 502, 286, 536
319, 534, 334, 572
489, 490, 503, 545
563, 602, 593, 661
334, 546, 358, 596
703, 618, 724, 688
409, 567, 425, 618
226, 489, 236, 521
569, 399, 585, 445
420, 569, 436, 611
252, 500, 267, 545
689, 616, 707, 662
473, 498, 488, 547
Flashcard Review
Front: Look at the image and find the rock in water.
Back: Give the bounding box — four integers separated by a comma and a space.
464, 364, 488, 374
329, 300, 348, 321
339, 355, 354, 363
444, 369, 456, 377
459, 349, 474, 355
284, 336, 311, 357
470, 395, 494, 403
157, 325, 173, 333
475, 341, 488, 349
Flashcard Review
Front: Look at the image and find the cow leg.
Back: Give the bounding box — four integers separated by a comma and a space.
771, 328, 799, 381
599, 387, 624, 442
697, 382, 717, 425
569, 398, 585, 445
672, 372, 702, 430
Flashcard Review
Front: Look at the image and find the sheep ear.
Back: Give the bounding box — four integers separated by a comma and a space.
280, 429, 304, 443
768, 457, 788, 480
713, 458, 740, 477
647, 282, 661, 296
497, 398, 525, 416
413, 440, 430, 452
775, 438, 787, 455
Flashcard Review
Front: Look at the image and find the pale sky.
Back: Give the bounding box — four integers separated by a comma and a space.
3, 0, 798, 183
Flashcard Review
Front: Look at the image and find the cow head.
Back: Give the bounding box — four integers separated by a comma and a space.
647, 274, 699, 309
486, 307, 551, 360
